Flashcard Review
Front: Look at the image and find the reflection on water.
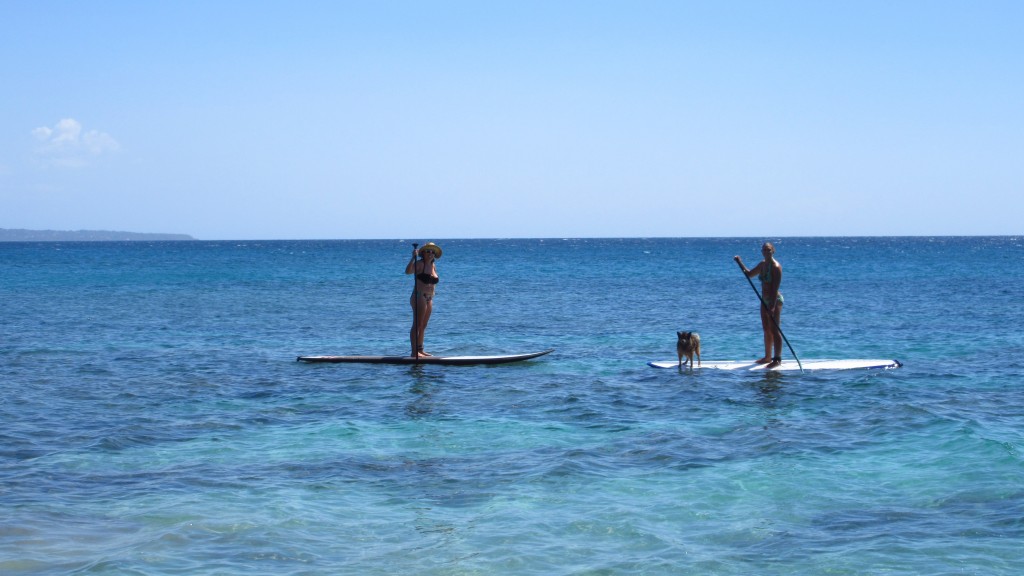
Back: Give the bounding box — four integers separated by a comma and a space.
406, 365, 441, 419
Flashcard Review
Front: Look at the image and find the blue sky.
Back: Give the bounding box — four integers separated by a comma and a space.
1, 1, 1021, 239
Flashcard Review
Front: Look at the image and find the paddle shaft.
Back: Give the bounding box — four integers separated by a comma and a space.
412, 243, 419, 360
735, 259, 803, 372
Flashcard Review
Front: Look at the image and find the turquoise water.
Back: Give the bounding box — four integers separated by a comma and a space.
2, 237, 1023, 574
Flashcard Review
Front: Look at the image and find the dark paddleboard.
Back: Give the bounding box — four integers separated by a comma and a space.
297, 349, 554, 366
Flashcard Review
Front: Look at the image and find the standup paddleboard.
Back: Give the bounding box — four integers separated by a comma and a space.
297, 349, 554, 366
647, 358, 902, 371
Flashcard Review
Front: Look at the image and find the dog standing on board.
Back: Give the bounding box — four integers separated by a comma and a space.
677, 331, 702, 369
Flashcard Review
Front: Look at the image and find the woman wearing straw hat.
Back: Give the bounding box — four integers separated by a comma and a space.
405, 242, 442, 358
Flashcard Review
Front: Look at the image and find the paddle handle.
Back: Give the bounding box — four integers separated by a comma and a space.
412, 243, 419, 360
734, 257, 803, 372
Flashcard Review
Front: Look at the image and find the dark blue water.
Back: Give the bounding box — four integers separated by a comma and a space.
2, 237, 1023, 574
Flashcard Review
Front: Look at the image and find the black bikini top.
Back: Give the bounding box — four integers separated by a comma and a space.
417, 272, 439, 285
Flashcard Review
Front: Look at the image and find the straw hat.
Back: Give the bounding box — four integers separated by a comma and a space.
419, 242, 442, 259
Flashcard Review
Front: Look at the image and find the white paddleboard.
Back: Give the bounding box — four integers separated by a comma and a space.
647, 359, 902, 371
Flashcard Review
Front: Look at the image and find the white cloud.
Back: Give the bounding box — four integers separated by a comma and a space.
32, 118, 119, 168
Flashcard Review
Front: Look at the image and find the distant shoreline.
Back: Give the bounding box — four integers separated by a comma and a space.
0, 228, 194, 242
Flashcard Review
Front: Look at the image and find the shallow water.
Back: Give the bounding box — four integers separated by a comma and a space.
2, 237, 1023, 574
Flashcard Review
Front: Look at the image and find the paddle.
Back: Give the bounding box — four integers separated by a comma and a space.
411, 243, 419, 360
734, 258, 803, 372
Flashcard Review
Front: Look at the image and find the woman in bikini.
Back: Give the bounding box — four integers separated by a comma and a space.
405, 242, 441, 358
734, 242, 784, 368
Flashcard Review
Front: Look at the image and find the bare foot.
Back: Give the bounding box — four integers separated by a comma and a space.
767, 359, 782, 369
755, 357, 771, 364
419, 351, 433, 357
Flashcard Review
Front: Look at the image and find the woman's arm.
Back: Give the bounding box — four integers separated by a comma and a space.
734, 256, 763, 279
763, 263, 781, 303
405, 250, 418, 275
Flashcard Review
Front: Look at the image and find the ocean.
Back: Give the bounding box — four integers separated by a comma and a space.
2, 237, 1022, 574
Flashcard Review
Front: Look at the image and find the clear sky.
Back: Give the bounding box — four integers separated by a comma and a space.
1, 1, 1021, 239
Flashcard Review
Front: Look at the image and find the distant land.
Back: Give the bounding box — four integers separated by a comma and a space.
0, 228, 195, 242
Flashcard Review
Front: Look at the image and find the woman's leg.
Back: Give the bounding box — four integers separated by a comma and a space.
770, 305, 783, 363
410, 295, 419, 356
410, 294, 433, 357
757, 306, 772, 363
417, 300, 432, 355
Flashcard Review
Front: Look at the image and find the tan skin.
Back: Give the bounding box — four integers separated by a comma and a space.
405, 247, 438, 358
734, 243, 783, 368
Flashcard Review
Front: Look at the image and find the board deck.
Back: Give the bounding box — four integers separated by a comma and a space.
297, 349, 554, 366
647, 358, 902, 371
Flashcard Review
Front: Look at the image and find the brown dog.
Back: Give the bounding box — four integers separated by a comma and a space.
676, 331, 702, 369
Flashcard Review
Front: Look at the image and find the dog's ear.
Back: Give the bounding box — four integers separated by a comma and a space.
677, 331, 683, 337
684, 332, 692, 338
